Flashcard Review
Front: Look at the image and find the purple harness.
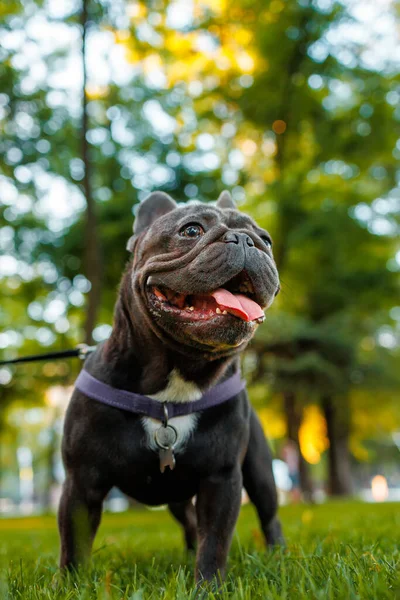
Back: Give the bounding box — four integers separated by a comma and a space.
75, 369, 246, 421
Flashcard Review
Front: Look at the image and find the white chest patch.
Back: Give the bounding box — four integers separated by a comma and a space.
142, 369, 201, 453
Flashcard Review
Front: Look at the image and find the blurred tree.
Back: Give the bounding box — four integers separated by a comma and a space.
238, 0, 398, 495
80, 0, 102, 344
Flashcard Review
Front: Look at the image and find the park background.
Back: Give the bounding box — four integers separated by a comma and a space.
0, 0, 400, 516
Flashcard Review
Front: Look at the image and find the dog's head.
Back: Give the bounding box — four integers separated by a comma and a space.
125, 191, 279, 357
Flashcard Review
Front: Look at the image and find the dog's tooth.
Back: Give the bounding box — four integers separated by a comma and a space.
216, 307, 222, 314
222, 310, 227, 315
189, 306, 195, 311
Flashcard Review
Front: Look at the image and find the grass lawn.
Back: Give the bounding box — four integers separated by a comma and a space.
0, 501, 399, 599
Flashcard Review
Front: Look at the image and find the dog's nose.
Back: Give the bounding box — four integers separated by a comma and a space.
223, 232, 254, 247
223, 232, 239, 244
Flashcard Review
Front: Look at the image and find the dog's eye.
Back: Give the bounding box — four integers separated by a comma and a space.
261, 235, 272, 249
180, 224, 204, 239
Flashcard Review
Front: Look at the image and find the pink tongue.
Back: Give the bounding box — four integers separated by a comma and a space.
210, 288, 264, 322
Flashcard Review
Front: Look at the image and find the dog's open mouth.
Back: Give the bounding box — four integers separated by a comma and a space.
149, 271, 265, 323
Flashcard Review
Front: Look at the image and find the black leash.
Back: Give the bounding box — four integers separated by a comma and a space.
0, 344, 96, 366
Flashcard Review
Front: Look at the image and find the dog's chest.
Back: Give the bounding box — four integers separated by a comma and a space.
142, 369, 201, 453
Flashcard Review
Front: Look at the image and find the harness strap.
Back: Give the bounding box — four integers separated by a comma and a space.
75, 368, 246, 420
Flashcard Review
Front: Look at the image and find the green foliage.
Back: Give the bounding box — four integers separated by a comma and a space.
217, 0, 400, 431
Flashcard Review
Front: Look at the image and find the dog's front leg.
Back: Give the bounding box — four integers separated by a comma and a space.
195, 466, 242, 583
58, 474, 109, 571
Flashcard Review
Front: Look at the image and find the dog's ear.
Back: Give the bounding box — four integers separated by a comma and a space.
134, 192, 177, 234
216, 190, 236, 210
127, 192, 177, 252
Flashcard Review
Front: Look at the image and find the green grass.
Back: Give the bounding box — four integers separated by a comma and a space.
0, 501, 399, 599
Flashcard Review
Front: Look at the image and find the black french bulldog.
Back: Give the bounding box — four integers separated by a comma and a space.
58, 190, 283, 583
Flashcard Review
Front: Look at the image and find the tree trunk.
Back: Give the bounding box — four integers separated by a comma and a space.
272, 15, 309, 273
322, 396, 353, 496
81, 0, 102, 345
283, 391, 314, 502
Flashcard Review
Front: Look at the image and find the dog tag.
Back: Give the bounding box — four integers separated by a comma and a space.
155, 424, 178, 473
159, 447, 176, 473
155, 424, 177, 448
